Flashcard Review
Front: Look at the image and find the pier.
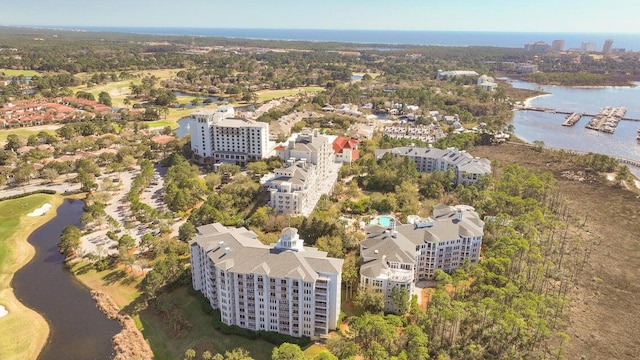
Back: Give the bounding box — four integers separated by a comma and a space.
515, 105, 640, 122
584, 107, 626, 134
562, 112, 582, 127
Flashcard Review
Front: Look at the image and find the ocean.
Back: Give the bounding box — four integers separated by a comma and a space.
52, 27, 640, 50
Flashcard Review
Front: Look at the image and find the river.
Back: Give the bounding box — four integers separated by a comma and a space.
510, 80, 640, 177
12, 199, 121, 360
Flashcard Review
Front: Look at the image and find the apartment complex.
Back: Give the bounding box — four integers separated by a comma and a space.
268, 129, 336, 215
374, 146, 491, 186
190, 224, 343, 338
187, 106, 270, 165
360, 205, 484, 313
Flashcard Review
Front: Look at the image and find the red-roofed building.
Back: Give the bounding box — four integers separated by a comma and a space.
332, 137, 359, 163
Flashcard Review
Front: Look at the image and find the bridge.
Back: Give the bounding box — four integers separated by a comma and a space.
515, 105, 640, 122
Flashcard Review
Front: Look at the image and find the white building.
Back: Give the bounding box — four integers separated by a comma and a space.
436, 70, 479, 80
374, 146, 491, 186
360, 205, 484, 313
186, 106, 269, 165
477, 75, 498, 91
268, 129, 336, 215
190, 224, 343, 338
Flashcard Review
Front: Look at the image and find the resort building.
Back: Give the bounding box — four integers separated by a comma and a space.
187, 106, 270, 165
332, 136, 359, 163
267, 129, 337, 215
436, 70, 479, 80
477, 75, 498, 91
374, 146, 491, 186
360, 205, 484, 313
551, 39, 566, 52
190, 223, 343, 338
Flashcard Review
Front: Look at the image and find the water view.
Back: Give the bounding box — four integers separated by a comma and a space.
510, 80, 640, 175
12, 200, 120, 360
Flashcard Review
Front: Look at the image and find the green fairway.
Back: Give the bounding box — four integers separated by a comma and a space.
256, 87, 323, 102
0, 69, 41, 77
0, 194, 62, 360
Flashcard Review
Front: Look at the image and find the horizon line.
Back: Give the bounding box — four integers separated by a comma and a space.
3, 24, 640, 35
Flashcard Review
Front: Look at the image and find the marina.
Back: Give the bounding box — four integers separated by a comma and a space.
562, 112, 582, 127
584, 106, 627, 133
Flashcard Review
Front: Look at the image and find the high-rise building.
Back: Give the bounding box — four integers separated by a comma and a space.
581, 42, 597, 52
603, 39, 614, 53
551, 39, 566, 51
186, 106, 270, 165
190, 224, 343, 338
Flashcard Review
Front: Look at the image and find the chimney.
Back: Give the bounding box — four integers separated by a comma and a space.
218, 241, 224, 248
224, 247, 231, 255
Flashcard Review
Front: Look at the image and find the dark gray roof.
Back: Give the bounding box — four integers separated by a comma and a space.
191, 223, 343, 281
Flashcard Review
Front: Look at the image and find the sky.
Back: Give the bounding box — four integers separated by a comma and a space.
1, 0, 640, 33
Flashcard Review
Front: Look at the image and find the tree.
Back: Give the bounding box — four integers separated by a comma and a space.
58, 225, 82, 257
314, 352, 338, 360
390, 286, 410, 314
315, 235, 345, 258
4, 134, 22, 151
178, 222, 197, 242
98, 91, 112, 107
184, 348, 196, 360
354, 286, 384, 313
271, 343, 304, 360
326, 336, 358, 359
41, 167, 59, 183
532, 140, 545, 152
118, 234, 135, 250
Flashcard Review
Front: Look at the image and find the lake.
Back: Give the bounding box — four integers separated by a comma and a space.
12, 199, 121, 360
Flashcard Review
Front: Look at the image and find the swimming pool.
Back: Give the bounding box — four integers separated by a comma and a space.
370, 215, 395, 228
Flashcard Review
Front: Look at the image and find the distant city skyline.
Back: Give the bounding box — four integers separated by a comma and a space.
1, 0, 640, 34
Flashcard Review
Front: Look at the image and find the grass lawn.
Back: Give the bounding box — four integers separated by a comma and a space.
68, 261, 142, 309
303, 344, 330, 358
0, 194, 63, 360
138, 286, 275, 360
0, 69, 41, 77
256, 87, 323, 103
0, 126, 60, 143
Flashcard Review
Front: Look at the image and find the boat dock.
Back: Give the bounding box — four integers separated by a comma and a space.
562, 112, 582, 127
585, 107, 626, 134
515, 104, 640, 121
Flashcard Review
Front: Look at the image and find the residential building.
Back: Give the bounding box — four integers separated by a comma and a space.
332, 137, 359, 163
517, 63, 539, 73
187, 106, 270, 165
374, 146, 491, 186
551, 39, 566, 51
477, 75, 498, 91
190, 224, 343, 337
268, 129, 336, 215
360, 205, 484, 313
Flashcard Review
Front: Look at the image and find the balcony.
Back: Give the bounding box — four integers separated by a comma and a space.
316, 288, 327, 295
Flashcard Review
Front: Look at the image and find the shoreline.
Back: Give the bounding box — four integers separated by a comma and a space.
0, 194, 63, 360
522, 93, 552, 107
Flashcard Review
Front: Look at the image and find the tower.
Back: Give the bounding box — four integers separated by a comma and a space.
603, 39, 614, 53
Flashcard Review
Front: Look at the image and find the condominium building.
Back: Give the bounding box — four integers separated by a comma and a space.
190, 224, 343, 338
268, 129, 336, 215
602, 39, 614, 54
551, 39, 566, 52
374, 146, 491, 186
360, 205, 484, 313
187, 106, 269, 165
